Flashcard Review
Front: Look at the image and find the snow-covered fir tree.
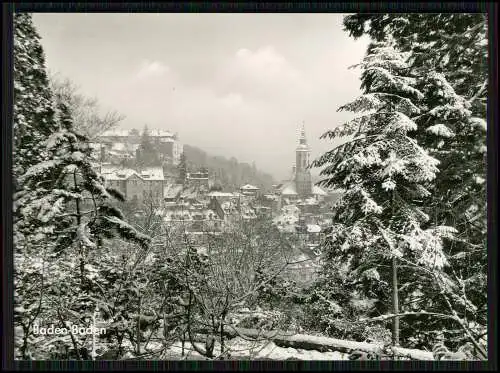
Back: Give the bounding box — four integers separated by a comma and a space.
12, 13, 57, 177
311, 40, 457, 347
18, 94, 150, 257
13, 11, 58, 279
12, 15, 150, 357
12, 12, 60, 359
137, 124, 160, 167
341, 13, 487, 355
343, 14, 487, 105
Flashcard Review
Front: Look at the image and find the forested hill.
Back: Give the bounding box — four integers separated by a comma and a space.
183, 144, 276, 191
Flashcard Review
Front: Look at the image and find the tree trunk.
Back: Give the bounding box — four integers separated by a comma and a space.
220, 320, 225, 356
391, 189, 400, 346
392, 256, 400, 346
117, 333, 123, 359
181, 330, 186, 357
136, 297, 141, 356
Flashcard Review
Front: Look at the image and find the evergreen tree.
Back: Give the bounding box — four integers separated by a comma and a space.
18, 96, 150, 256
12, 14, 153, 360
12, 13, 59, 359
137, 125, 160, 167
129, 127, 140, 142
343, 14, 487, 102
13, 12, 58, 260
14, 93, 150, 359
341, 13, 487, 353
12, 13, 57, 178
312, 40, 450, 346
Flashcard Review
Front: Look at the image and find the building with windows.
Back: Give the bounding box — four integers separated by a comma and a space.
99, 165, 165, 201
240, 184, 260, 197
186, 170, 209, 188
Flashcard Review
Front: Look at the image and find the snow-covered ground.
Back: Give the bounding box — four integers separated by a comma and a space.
108, 335, 349, 360
160, 338, 349, 360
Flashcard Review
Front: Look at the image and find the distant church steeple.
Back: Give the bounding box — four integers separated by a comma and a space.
299, 122, 307, 146
295, 122, 312, 196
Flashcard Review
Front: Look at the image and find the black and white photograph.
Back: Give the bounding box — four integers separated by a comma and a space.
10, 10, 489, 362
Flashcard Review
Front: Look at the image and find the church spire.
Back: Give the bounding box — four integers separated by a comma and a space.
299, 121, 307, 145
294, 121, 312, 196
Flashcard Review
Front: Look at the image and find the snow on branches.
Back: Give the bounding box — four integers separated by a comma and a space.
312, 39, 460, 348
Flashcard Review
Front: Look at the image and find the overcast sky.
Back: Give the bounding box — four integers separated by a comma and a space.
33, 13, 369, 181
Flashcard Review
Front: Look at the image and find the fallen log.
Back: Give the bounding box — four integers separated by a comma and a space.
196, 326, 434, 360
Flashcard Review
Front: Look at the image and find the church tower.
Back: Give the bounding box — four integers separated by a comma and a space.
295, 124, 312, 196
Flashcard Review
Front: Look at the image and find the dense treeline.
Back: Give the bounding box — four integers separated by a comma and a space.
109, 128, 276, 190
183, 144, 275, 191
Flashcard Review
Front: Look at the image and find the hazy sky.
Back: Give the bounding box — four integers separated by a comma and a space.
33, 13, 369, 181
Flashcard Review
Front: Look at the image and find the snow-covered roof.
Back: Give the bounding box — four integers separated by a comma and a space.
164, 210, 193, 222
100, 129, 175, 138
102, 168, 138, 181
280, 182, 298, 195
207, 191, 236, 198
263, 194, 278, 200
240, 184, 259, 190
139, 167, 164, 181
111, 142, 127, 152
307, 224, 322, 233
147, 129, 175, 137
163, 207, 221, 223
299, 197, 319, 205
101, 166, 164, 181
312, 185, 328, 196
100, 129, 131, 137
283, 204, 300, 214
100, 164, 120, 174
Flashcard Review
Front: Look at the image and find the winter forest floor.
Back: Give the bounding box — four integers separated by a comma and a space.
104, 338, 349, 361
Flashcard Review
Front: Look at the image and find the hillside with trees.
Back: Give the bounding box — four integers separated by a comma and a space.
182, 144, 276, 191
104, 126, 276, 191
